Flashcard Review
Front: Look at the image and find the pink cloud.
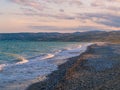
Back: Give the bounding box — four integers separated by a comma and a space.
69, 0, 82, 6
9, 0, 120, 31
10, 0, 45, 11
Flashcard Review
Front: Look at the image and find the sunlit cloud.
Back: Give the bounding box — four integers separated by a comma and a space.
10, 0, 45, 10
77, 13, 120, 27
0, 0, 119, 33
29, 25, 104, 32
0, 12, 3, 15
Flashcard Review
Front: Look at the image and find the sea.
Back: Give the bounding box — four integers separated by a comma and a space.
0, 41, 92, 90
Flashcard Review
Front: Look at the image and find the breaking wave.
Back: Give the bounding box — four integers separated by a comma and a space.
0, 42, 93, 90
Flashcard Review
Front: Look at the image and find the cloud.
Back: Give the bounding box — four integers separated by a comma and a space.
9, 0, 82, 20
0, 12, 4, 15
13, 9, 75, 20
69, 0, 82, 5
44, 0, 82, 5
8, 0, 120, 32
10, 0, 83, 11
59, 9, 64, 12
29, 25, 104, 31
79, 13, 120, 27
19, 7, 39, 16
91, 1, 104, 7
29, 26, 80, 30
91, 0, 120, 11
10, 0, 46, 11
44, 0, 66, 4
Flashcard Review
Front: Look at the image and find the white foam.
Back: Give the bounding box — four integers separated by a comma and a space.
53, 43, 92, 60
41, 54, 55, 60
16, 56, 29, 64
47, 43, 93, 65
0, 59, 57, 90
0, 52, 29, 64
0, 43, 93, 90
0, 64, 6, 71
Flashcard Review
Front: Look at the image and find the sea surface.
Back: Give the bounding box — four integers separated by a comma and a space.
0, 41, 92, 90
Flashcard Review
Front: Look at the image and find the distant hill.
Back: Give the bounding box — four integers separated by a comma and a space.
0, 31, 120, 43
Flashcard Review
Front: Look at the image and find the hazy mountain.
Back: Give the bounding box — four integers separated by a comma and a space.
0, 31, 120, 42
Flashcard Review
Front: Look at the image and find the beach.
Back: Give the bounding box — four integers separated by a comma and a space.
1, 0, 120, 89
27, 43, 120, 90
0, 42, 92, 90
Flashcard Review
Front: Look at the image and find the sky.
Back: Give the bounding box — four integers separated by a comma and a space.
0, 0, 120, 33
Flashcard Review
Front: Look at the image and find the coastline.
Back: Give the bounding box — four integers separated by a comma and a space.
27, 43, 120, 90
0, 42, 91, 90
26, 43, 94, 90
26, 51, 84, 90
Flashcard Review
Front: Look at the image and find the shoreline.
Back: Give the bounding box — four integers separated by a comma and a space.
26, 44, 95, 90
27, 43, 120, 90
0, 42, 92, 90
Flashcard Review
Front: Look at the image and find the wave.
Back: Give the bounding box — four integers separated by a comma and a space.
6, 53, 29, 64
0, 43, 93, 90
0, 43, 93, 70
0, 64, 6, 71
41, 54, 55, 60
16, 56, 28, 64
0, 56, 28, 71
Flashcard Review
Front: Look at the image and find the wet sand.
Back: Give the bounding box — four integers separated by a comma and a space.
27, 43, 120, 90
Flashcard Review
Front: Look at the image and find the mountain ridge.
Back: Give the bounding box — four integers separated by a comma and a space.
0, 31, 120, 43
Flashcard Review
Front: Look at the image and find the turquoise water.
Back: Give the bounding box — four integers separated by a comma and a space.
0, 41, 83, 64
0, 41, 92, 90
